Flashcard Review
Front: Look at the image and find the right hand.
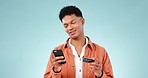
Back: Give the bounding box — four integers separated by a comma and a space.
52, 55, 66, 72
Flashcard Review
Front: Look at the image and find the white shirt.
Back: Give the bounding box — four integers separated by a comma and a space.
69, 37, 88, 78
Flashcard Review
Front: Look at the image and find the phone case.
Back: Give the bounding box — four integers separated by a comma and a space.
53, 50, 66, 64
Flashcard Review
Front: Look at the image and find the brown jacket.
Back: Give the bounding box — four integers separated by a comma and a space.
44, 37, 114, 78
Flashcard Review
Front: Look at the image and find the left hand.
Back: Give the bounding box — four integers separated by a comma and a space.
88, 58, 102, 77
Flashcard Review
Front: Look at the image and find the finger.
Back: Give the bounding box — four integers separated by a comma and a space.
94, 66, 101, 70
89, 61, 102, 67
53, 60, 65, 67
56, 59, 66, 63
89, 66, 101, 73
96, 64, 102, 67
95, 58, 101, 64
54, 56, 64, 61
89, 64, 101, 69
52, 56, 65, 66
89, 66, 98, 72
89, 63, 102, 71
89, 62, 100, 66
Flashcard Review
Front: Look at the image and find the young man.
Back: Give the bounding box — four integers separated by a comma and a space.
44, 6, 114, 78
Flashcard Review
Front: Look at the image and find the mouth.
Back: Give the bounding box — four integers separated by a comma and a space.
69, 30, 76, 35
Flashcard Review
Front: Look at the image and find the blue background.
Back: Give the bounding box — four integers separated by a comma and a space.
0, 0, 148, 78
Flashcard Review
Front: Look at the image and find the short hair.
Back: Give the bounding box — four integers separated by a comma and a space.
59, 6, 83, 22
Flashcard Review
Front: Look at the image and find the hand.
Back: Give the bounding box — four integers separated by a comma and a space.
88, 58, 102, 77
52, 55, 66, 73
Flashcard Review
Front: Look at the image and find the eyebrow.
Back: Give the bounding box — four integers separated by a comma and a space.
63, 19, 76, 25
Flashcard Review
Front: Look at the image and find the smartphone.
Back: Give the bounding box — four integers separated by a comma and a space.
53, 50, 66, 64
83, 58, 95, 63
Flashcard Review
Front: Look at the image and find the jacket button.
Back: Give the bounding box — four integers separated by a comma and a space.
72, 64, 75, 67
79, 69, 81, 72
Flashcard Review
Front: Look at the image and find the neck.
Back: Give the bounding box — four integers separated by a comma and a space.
70, 36, 86, 47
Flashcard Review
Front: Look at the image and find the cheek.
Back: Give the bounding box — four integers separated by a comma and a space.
64, 28, 69, 33
77, 25, 83, 31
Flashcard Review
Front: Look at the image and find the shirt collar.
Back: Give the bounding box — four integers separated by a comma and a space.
68, 37, 88, 48
64, 36, 94, 50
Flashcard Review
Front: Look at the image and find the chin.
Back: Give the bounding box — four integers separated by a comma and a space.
69, 35, 78, 39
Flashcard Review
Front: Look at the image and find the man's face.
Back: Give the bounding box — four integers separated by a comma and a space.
62, 14, 85, 39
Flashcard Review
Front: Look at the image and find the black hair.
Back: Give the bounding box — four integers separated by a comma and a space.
59, 6, 83, 22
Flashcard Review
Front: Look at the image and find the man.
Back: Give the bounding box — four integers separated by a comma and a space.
44, 6, 114, 78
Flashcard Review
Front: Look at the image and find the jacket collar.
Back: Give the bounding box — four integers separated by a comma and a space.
63, 36, 93, 50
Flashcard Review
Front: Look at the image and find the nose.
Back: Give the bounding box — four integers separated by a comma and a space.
68, 24, 73, 30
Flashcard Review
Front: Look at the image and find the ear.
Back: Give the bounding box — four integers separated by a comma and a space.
81, 18, 85, 25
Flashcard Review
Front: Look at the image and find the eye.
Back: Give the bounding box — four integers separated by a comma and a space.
64, 24, 68, 28
71, 20, 76, 24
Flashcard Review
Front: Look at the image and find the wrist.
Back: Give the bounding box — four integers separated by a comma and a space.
52, 67, 62, 73
95, 70, 103, 78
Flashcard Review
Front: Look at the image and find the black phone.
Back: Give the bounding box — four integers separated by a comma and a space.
53, 50, 66, 64
83, 58, 95, 63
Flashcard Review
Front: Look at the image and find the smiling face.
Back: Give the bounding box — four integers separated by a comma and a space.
62, 14, 85, 39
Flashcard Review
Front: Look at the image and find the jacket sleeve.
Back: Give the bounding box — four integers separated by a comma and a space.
43, 53, 62, 78
93, 49, 114, 78
101, 49, 114, 78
